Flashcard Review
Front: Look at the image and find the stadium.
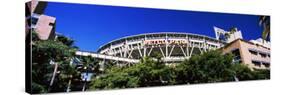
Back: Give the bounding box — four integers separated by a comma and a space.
76, 32, 226, 65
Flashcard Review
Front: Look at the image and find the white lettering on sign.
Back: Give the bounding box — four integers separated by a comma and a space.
144, 39, 187, 45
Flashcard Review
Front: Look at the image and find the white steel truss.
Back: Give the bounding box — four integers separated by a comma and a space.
80, 32, 226, 65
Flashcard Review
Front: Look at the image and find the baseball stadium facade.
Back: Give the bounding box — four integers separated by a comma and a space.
75, 27, 270, 69
76, 32, 226, 65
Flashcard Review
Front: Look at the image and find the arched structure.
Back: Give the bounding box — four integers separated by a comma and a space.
97, 32, 225, 63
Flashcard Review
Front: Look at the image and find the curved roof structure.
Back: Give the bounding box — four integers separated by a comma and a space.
98, 32, 224, 53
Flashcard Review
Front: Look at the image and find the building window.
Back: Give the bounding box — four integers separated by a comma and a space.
231, 48, 241, 63
252, 60, 261, 67
49, 22, 55, 26
260, 53, 267, 58
249, 49, 258, 55
31, 17, 39, 26
27, 16, 39, 29
268, 54, 270, 58
263, 63, 270, 68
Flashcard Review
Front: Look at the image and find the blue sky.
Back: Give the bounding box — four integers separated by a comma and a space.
44, 2, 264, 52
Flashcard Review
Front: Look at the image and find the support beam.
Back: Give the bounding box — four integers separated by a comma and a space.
119, 47, 123, 57
165, 33, 168, 57
186, 45, 189, 57
169, 45, 175, 57
128, 49, 134, 58
190, 45, 195, 56
137, 44, 143, 57
159, 47, 165, 57
148, 47, 154, 56
186, 36, 190, 57
199, 47, 203, 54
180, 46, 187, 57
143, 47, 146, 57
124, 46, 127, 57
76, 51, 140, 63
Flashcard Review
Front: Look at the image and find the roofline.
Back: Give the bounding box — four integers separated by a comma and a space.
97, 32, 223, 52
220, 38, 270, 50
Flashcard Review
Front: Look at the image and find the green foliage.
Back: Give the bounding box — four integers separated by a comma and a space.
31, 82, 47, 93
252, 69, 270, 80
103, 60, 116, 70
231, 64, 255, 81
31, 32, 78, 93
90, 50, 270, 90
58, 60, 79, 85
231, 64, 270, 81
78, 56, 101, 75
90, 57, 175, 90
259, 16, 270, 41
31, 31, 270, 93
31, 31, 40, 41
56, 35, 75, 47
175, 50, 235, 84
33, 40, 76, 62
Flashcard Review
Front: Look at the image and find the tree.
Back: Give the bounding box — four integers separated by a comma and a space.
76, 56, 100, 91
58, 60, 79, 92
231, 64, 270, 81
90, 56, 176, 90
128, 57, 175, 87
31, 31, 40, 42
34, 40, 76, 91
89, 50, 269, 91
31, 32, 77, 93
252, 68, 270, 80
259, 16, 270, 42
174, 50, 235, 84
56, 35, 75, 48
231, 63, 255, 81
103, 60, 116, 71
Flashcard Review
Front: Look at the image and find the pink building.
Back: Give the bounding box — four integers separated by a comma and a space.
222, 39, 270, 70
25, 0, 56, 40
